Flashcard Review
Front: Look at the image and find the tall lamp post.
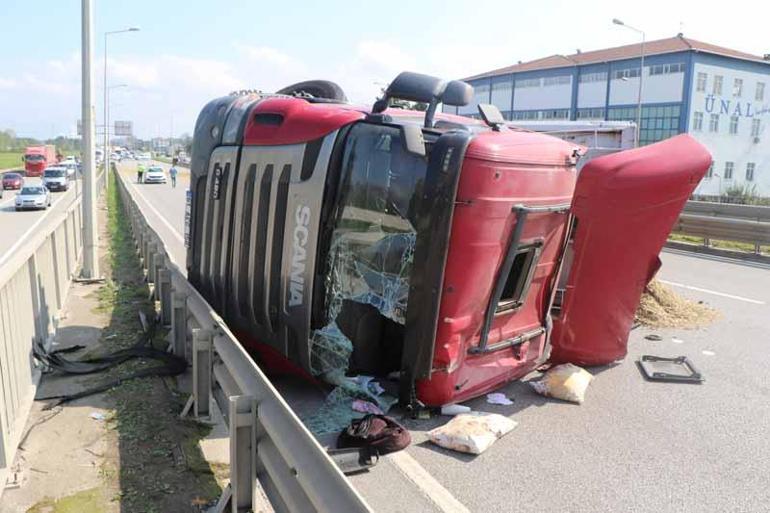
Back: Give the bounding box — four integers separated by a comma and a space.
81, 0, 98, 278
613, 18, 645, 147
106, 83, 127, 165
103, 27, 139, 185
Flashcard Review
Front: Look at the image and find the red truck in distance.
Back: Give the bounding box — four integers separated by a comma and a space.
23, 145, 57, 177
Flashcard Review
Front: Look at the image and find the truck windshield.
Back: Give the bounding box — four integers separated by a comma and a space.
25, 155, 44, 163
44, 170, 65, 177
310, 122, 427, 381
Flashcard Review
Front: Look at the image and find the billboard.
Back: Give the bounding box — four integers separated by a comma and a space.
114, 120, 133, 136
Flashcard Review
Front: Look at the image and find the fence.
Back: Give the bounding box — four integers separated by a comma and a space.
672, 200, 770, 255
0, 171, 104, 492
114, 170, 371, 512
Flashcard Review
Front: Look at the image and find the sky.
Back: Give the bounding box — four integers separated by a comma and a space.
1, 0, 769, 140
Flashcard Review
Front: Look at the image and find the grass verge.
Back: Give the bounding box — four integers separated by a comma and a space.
0, 151, 23, 169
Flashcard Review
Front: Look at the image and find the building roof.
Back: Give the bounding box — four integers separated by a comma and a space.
465, 36, 770, 81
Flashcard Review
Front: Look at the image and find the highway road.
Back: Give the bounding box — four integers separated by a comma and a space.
116, 161, 770, 513
0, 177, 82, 267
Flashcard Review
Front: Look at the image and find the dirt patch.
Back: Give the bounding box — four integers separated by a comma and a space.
636, 279, 718, 329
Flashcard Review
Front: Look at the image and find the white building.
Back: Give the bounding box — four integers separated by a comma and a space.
448, 36, 770, 196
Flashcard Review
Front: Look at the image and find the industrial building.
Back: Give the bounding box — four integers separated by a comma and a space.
447, 35, 770, 197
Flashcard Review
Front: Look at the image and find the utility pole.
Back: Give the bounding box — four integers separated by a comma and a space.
81, 0, 99, 278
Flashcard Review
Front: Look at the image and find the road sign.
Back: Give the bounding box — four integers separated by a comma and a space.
114, 120, 133, 136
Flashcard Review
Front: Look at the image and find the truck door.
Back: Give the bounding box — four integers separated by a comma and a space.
549, 135, 711, 366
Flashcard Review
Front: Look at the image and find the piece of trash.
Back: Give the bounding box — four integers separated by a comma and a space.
386, 371, 401, 381
440, 404, 472, 416
671, 337, 684, 344
346, 376, 385, 396
486, 393, 514, 406
529, 363, 593, 404
637, 355, 704, 383
702, 350, 715, 356
89, 412, 106, 421
427, 412, 517, 455
105, 334, 117, 339
352, 399, 384, 415
645, 334, 663, 341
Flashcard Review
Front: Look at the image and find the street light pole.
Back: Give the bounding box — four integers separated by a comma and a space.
103, 27, 139, 189
81, 0, 98, 278
613, 18, 645, 147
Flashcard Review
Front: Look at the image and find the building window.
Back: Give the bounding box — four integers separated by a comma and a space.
543, 75, 571, 86
709, 114, 719, 132
577, 107, 605, 119
511, 111, 539, 120
724, 161, 734, 180
607, 104, 681, 145
729, 116, 739, 135
713, 75, 723, 95
541, 109, 570, 120
614, 68, 640, 79
696, 72, 707, 92
751, 119, 761, 138
649, 63, 685, 75
516, 78, 541, 89
693, 112, 704, 131
491, 80, 513, 112
746, 162, 756, 182
733, 78, 743, 97
706, 162, 714, 178
579, 71, 608, 83
756, 82, 765, 102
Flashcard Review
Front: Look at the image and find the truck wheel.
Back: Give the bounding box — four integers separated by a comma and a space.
276, 80, 348, 102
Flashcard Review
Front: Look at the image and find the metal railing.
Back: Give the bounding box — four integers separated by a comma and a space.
0, 170, 105, 493
672, 201, 770, 254
114, 170, 371, 513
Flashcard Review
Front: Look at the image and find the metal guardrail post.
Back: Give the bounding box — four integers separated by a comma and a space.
147, 242, 158, 284
193, 329, 212, 418
229, 395, 257, 512
172, 293, 188, 358
158, 269, 172, 325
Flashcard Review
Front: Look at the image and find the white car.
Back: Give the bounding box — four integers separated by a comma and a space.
143, 166, 167, 184
61, 162, 78, 180
138, 152, 152, 161
42, 167, 70, 192
15, 185, 51, 211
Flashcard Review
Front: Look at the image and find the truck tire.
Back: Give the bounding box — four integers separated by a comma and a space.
276, 80, 347, 102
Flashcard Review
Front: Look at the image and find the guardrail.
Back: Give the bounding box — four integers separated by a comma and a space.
114, 170, 371, 513
672, 200, 770, 255
0, 170, 104, 493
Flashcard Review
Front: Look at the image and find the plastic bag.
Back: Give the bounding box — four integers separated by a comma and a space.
427, 412, 517, 455
530, 363, 593, 404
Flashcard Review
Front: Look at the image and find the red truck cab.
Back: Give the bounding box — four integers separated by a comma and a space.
186, 72, 711, 407
24, 145, 56, 177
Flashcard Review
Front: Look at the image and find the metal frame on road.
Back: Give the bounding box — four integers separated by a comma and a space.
114, 170, 371, 513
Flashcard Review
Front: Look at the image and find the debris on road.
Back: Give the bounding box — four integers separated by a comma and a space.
427, 412, 517, 455
89, 412, 106, 421
530, 363, 593, 404
636, 280, 718, 329
352, 399, 384, 415
440, 404, 472, 416
338, 414, 411, 456
645, 334, 663, 341
486, 393, 514, 406
637, 355, 704, 383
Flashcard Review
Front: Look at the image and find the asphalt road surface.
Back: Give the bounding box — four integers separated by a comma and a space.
0, 177, 81, 267
116, 161, 770, 513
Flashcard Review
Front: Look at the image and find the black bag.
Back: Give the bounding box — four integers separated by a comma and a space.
337, 414, 411, 456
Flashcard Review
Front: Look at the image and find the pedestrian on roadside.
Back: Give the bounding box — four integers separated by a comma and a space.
137, 163, 145, 183
169, 165, 178, 188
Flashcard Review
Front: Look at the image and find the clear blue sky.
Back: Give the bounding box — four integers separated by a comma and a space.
1, 0, 768, 139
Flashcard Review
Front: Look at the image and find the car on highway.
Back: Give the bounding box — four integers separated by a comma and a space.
143, 166, 167, 184
2, 172, 24, 191
61, 162, 78, 180
43, 167, 70, 192
138, 152, 151, 161
15, 185, 51, 211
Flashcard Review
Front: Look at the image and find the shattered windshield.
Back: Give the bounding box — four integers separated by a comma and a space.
310, 122, 427, 383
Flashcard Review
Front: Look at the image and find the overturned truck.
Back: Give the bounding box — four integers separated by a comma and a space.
187, 72, 710, 408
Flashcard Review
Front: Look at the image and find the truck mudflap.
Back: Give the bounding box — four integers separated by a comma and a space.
549, 134, 712, 366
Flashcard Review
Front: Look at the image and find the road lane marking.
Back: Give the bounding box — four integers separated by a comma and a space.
388, 451, 471, 513
658, 279, 766, 305
0, 187, 76, 266
122, 172, 185, 244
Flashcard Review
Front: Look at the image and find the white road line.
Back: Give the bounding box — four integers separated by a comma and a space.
388, 451, 471, 513
0, 189, 73, 266
122, 173, 185, 243
658, 279, 766, 305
